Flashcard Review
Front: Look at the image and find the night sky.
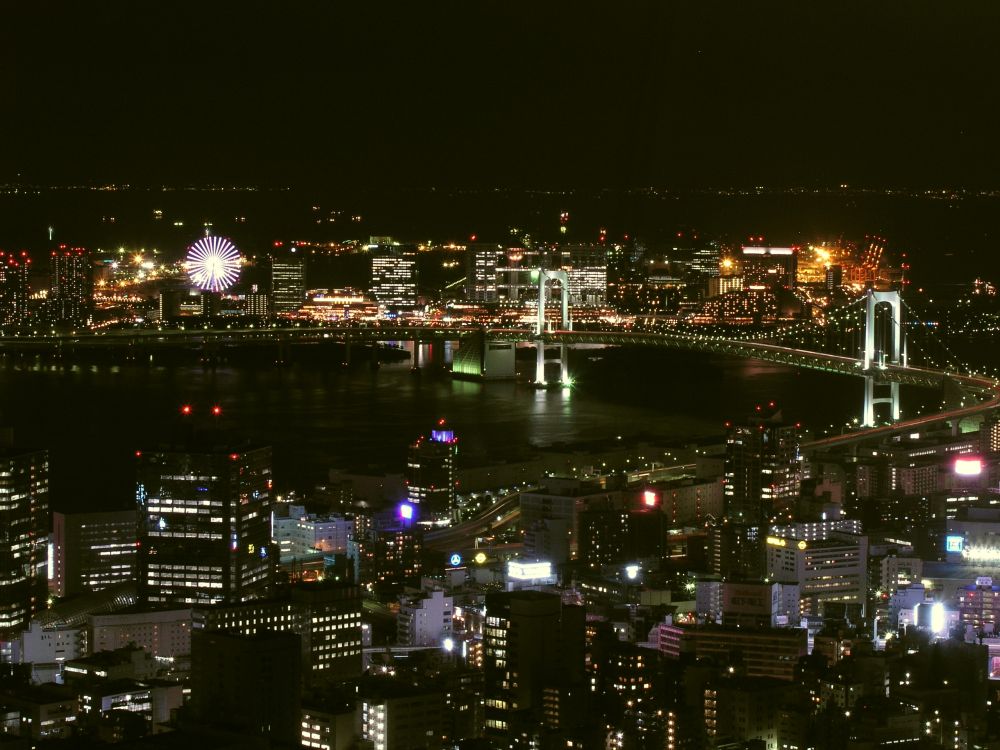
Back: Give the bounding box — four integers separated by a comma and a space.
4, 2, 1000, 188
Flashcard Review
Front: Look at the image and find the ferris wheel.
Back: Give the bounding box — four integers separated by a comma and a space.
185, 235, 242, 292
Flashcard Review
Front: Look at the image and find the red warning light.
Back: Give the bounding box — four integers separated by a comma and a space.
229, 453, 240, 461
135, 451, 142, 457
180, 404, 192, 415
212, 405, 222, 416
470, 234, 477, 242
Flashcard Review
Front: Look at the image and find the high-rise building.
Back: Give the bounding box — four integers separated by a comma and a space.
271, 252, 306, 313
371, 246, 417, 311
47, 246, 92, 327
136, 444, 273, 606
157, 290, 181, 321
0, 251, 31, 328
189, 630, 302, 746
722, 408, 801, 580
765, 533, 868, 619
245, 284, 271, 318
466, 243, 506, 302
725, 409, 801, 526
360, 677, 444, 750
51, 510, 137, 597
691, 243, 722, 277
741, 246, 797, 289
559, 244, 608, 306
397, 589, 453, 647
0, 440, 48, 637
483, 590, 585, 742
406, 425, 458, 514
193, 581, 363, 680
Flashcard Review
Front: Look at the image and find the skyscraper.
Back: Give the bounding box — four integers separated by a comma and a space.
483, 591, 585, 742
0, 252, 31, 328
371, 246, 417, 311
465, 243, 505, 302
271, 252, 306, 313
406, 424, 458, 515
47, 246, 92, 327
724, 408, 801, 525
0, 438, 48, 637
136, 444, 273, 606
721, 408, 801, 580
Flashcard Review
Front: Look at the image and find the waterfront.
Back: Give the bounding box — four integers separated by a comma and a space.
0, 343, 934, 512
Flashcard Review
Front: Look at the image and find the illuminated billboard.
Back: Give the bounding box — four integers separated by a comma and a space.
955, 457, 984, 476
507, 560, 553, 580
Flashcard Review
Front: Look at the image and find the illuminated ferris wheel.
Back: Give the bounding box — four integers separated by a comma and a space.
185, 235, 242, 292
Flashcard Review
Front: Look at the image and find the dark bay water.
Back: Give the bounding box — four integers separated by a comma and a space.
0, 343, 933, 512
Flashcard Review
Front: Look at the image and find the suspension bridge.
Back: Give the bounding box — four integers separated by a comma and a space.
0, 284, 994, 449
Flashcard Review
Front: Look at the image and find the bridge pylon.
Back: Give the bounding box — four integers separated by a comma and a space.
862, 288, 905, 426
533, 269, 572, 386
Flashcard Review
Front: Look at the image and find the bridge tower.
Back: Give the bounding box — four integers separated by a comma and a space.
533, 269, 572, 386
862, 289, 905, 426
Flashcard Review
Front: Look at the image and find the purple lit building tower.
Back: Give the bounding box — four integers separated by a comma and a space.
405, 422, 458, 516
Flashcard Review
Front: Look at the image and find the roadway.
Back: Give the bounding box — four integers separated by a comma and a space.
423, 488, 528, 551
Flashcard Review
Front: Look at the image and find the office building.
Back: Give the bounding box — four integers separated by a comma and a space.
725, 409, 801, 524
301, 700, 357, 750
741, 245, 797, 289
406, 425, 458, 514
496, 247, 540, 303
157, 289, 181, 320
88, 608, 192, 659
136, 444, 273, 606
274, 509, 353, 560
720, 409, 800, 580
397, 589, 453, 647
825, 264, 843, 290
0, 251, 30, 328
765, 533, 869, 618
371, 246, 417, 310
483, 590, 585, 741
51, 510, 137, 598
245, 283, 270, 317
707, 274, 743, 298
271, 252, 306, 313
691, 243, 722, 277
466, 243, 506, 302
658, 623, 807, 680
0, 442, 48, 637
189, 630, 302, 746
559, 244, 608, 306
349, 526, 422, 588
957, 576, 1000, 630
193, 581, 363, 680
48, 245, 92, 327
360, 677, 444, 750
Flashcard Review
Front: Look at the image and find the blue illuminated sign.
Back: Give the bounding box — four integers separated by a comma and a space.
431, 430, 455, 443
449, 553, 462, 567
946, 535, 964, 553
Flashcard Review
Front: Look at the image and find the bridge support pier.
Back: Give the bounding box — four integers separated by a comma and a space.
533, 268, 572, 387
863, 377, 900, 427
534, 340, 570, 387
411, 341, 422, 373
861, 289, 905, 427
